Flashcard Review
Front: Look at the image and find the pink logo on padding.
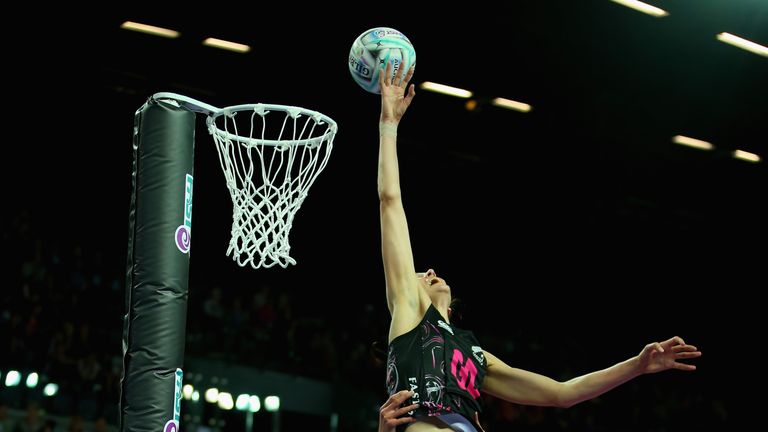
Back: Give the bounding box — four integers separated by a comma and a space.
450, 349, 480, 399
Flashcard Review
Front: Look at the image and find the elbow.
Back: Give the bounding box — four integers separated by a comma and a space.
378, 188, 401, 203
555, 384, 577, 409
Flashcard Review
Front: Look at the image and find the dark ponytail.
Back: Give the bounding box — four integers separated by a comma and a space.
449, 297, 464, 325
371, 340, 388, 366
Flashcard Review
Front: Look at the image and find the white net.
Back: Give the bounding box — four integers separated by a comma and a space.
207, 104, 336, 268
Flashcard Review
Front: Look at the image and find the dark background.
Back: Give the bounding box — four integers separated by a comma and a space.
3, 0, 766, 430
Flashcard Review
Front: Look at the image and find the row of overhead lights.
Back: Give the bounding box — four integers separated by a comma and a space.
673, 135, 760, 162
609, 0, 765, 163
420, 0, 766, 116
119, 20, 534, 114
121, 9, 764, 163
121, 21, 251, 53
418, 2, 764, 163
419, 82, 532, 113
610, 0, 768, 57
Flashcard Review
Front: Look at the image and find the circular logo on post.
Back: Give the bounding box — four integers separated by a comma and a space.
175, 225, 191, 254
163, 420, 178, 432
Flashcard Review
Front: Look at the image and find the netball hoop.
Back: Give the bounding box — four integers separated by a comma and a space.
152, 92, 337, 269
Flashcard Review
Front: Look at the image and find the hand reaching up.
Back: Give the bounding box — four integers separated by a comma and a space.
380, 61, 416, 124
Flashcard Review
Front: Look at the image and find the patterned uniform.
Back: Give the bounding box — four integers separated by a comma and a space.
387, 305, 487, 431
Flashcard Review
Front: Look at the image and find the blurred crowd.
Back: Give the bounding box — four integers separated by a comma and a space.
1, 208, 726, 431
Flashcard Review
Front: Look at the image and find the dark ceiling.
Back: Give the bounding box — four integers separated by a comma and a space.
7, 1, 767, 314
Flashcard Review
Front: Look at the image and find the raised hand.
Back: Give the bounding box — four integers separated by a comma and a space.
379, 60, 416, 124
637, 336, 702, 374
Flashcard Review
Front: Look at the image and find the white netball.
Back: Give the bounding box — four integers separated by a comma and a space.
348, 27, 416, 94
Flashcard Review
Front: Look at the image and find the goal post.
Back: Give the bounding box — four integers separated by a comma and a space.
121, 98, 195, 432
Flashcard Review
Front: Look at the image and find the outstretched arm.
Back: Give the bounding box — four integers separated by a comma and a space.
377, 61, 421, 340
482, 336, 701, 408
